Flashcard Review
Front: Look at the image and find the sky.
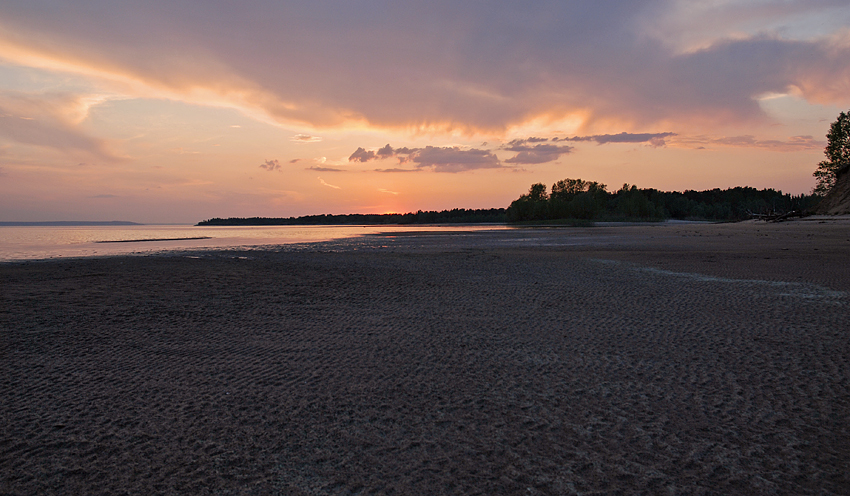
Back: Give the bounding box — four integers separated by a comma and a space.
0, 0, 849, 223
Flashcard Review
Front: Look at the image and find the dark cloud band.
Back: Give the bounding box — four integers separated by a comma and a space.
349, 144, 502, 172
2, 2, 847, 131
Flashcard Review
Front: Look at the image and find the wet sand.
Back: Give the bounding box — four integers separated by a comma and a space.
2, 221, 849, 494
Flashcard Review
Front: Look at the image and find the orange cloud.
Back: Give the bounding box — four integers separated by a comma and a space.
0, 2, 847, 139
0, 90, 122, 160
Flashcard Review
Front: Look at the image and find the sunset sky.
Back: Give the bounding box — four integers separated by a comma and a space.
1, 1, 849, 223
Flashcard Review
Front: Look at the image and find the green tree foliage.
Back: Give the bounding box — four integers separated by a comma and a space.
813, 110, 850, 195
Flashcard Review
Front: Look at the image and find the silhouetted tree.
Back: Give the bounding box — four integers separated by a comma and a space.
614, 184, 662, 219
528, 183, 548, 202
813, 110, 850, 195
551, 178, 586, 199
506, 183, 549, 221
549, 179, 608, 219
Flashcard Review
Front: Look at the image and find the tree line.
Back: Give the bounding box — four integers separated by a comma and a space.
199, 182, 819, 226
197, 208, 507, 226
506, 179, 819, 222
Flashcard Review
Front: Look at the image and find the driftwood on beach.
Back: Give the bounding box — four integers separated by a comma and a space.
747, 210, 805, 222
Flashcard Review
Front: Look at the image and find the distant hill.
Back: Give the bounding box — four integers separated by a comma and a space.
0, 221, 143, 226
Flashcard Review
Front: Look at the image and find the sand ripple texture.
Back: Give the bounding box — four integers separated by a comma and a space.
2, 223, 849, 495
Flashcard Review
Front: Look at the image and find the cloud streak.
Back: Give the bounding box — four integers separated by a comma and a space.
0, 91, 120, 160
318, 177, 340, 189
374, 168, 419, 173
560, 132, 677, 147
681, 134, 826, 151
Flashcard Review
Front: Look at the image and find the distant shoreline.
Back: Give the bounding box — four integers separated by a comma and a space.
196, 209, 508, 226
0, 221, 143, 227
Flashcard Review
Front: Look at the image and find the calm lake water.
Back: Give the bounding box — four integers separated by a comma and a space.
0, 224, 510, 261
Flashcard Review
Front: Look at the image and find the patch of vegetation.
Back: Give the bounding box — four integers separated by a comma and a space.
813, 109, 850, 196
507, 180, 819, 223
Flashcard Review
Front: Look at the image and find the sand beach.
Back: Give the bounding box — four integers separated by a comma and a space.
2, 220, 849, 494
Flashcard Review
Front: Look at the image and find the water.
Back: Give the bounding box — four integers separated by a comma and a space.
0, 224, 509, 261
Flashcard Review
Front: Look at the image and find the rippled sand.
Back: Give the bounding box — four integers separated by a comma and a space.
2, 220, 849, 494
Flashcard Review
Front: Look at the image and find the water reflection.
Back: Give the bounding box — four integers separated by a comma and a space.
0, 224, 510, 261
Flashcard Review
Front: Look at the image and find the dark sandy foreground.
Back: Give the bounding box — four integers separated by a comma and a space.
2, 221, 849, 495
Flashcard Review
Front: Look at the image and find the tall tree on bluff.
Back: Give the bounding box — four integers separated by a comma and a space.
813, 110, 850, 195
